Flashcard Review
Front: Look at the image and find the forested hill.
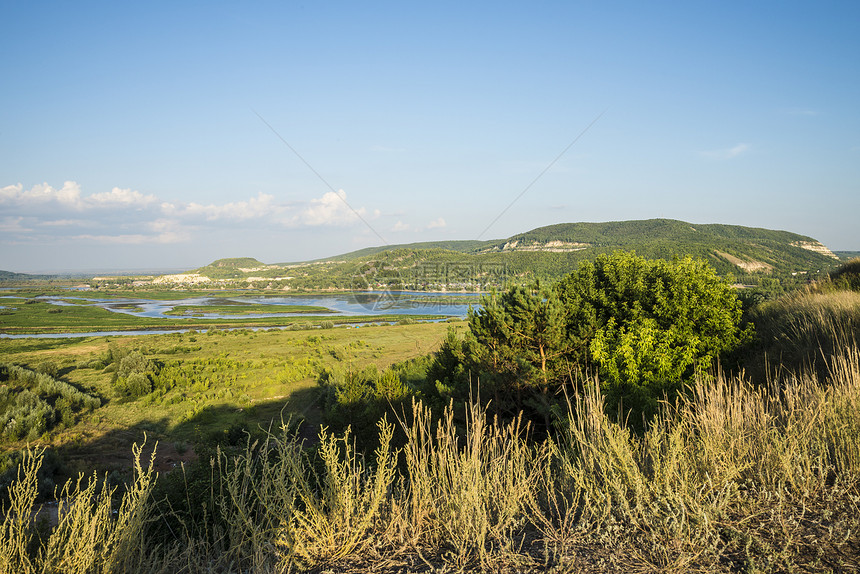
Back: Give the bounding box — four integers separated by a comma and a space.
480, 219, 838, 268
305, 239, 495, 262
0, 270, 57, 282
488, 219, 824, 251
185, 219, 842, 289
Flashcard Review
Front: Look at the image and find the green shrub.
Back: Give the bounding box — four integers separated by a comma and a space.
125, 373, 153, 398
0, 363, 100, 440
429, 252, 751, 428
830, 257, 860, 290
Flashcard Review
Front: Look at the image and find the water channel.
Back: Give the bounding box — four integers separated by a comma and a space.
0, 291, 481, 338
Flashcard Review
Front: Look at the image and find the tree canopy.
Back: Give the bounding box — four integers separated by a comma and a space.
429, 252, 751, 427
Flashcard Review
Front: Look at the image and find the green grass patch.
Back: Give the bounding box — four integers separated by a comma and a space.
164, 303, 332, 316
0, 321, 460, 467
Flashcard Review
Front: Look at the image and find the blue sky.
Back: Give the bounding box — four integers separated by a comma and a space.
2, 1, 859, 272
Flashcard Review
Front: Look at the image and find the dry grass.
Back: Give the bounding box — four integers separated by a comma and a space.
0, 442, 158, 574
3, 346, 860, 572
748, 287, 860, 381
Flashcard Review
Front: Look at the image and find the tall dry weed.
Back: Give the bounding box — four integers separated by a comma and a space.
399, 399, 541, 567
749, 287, 860, 380
1, 346, 858, 572
0, 442, 157, 574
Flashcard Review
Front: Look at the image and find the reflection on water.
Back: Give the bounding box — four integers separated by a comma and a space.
46, 291, 478, 319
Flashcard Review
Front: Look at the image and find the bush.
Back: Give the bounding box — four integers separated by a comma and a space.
429, 252, 751, 428
0, 363, 101, 440
830, 257, 860, 291
111, 350, 159, 400
124, 373, 153, 398
117, 351, 151, 379
318, 363, 417, 452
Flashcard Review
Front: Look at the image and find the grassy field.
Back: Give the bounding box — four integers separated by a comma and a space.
163, 303, 332, 316
2, 345, 858, 573
0, 321, 463, 480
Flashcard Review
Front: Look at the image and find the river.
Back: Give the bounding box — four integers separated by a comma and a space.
0, 291, 481, 338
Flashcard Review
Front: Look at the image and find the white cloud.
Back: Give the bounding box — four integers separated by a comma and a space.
73, 220, 189, 245
426, 217, 447, 230
89, 187, 157, 208
0, 216, 31, 233
38, 219, 89, 227
391, 220, 411, 232
701, 143, 751, 160
73, 233, 172, 245
163, 192, 278, 221
0, 182, 156, 210
162, 190, 376, 228
0, 182, 381, 254
0, 181, 82, 207
148, 219, 192, 243
300, 189, 367, 226
0, 184, 23, 200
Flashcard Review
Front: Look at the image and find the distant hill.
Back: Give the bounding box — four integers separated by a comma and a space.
0, 270, 58, 282
300, 240, 496, 263
205, 257, 266, 268
183, 219, 842, 289
480, 219, 838, 272
836, 251, 860, 261
193, 257, 274, 279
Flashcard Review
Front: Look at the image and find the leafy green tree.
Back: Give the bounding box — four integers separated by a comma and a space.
556, 252, 751, 422
465, 284, 571, 426
429, 252, 750, 430
112, 350, 155, 399
424, 327, 470, 402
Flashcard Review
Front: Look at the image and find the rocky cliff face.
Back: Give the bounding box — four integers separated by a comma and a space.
500, 240, 590, 253
792, 241, 839, 260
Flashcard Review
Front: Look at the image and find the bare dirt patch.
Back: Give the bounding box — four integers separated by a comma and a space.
714, 250, 773, 273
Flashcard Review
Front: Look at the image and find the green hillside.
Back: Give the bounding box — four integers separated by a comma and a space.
291, 239, 498, 263
0, 270, 32, 281
0, 270, 58, 282
186, 219, 842, 289
483, 219, 839, 275
193, 257, 274, 279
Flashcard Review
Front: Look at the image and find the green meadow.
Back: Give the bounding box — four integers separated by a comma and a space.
0, 321, 459, 477
163, 303, 331, 316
